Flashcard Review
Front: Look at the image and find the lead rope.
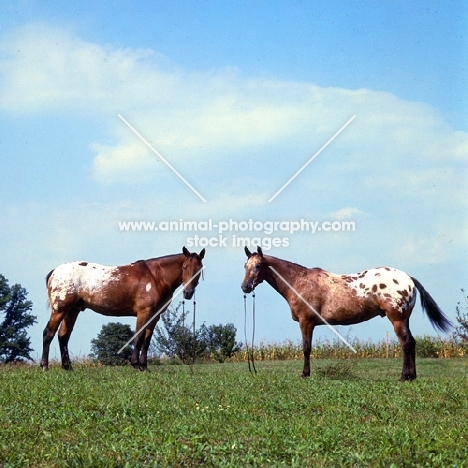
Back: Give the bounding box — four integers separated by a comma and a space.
192, 293, 196, 366
243, 293, 257, 374
182, 299, 186, 363
181, 295, 195, 374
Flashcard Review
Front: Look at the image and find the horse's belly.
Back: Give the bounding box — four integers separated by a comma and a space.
320, 290, 382, 325
84, 301, 137, 317
323, 305, 382, 325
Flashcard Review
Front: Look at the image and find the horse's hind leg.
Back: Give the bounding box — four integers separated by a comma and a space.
392, 318, 416, 381
40, 308, 66, 371
57, 307, 80, 370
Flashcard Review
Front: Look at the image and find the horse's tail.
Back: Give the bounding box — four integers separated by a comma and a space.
46, 269, 54, 287
411, 277, 452, 333
45, 269, 55, 309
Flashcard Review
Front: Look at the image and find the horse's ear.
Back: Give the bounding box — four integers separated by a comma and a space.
245, 246, 252, 258
199, 248, 205, 260
257, 246, 264, 257
182, 246, 190, 257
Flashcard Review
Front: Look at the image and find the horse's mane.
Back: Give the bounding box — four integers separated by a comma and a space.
143, 253, 186, 265
263, 254, 311, 272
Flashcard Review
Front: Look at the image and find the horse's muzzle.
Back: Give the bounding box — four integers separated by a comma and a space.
241, 281, 254, 294
183, 288, 195, 300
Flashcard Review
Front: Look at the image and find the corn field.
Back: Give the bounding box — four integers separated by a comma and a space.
229, 335, 468, 362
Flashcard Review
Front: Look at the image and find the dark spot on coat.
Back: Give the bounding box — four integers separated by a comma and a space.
372, 284, 378, 292
375, 272, 381, 276
393, 279, 399, 284
379, 283, 387, 289
79, 262, 88, 266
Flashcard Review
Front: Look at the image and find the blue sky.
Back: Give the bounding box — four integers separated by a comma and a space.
0, 1, 467, 361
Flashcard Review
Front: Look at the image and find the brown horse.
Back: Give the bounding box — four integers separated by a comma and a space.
241, 246, 451, 381
41, 246, 205, 371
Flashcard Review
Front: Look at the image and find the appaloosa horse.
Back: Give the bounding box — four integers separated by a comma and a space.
41, 247, 205, 371
241, 246, 451, 381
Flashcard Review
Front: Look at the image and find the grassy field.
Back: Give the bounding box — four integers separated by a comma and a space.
0, 358, 467, 467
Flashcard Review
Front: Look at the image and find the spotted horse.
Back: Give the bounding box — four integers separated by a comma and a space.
241, 246, 452, 381
41, 247, 205, 371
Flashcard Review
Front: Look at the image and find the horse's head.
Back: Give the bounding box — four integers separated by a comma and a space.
181, 246, 205, 299
241, 246, 267, 293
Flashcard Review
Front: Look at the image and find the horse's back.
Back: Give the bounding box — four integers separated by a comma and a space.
340, 266, 416, 313
47, 261, 121, 307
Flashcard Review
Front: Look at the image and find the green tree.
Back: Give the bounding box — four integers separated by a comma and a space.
202, 323, 242, 363
153, 303, 208, 363
0, 274, 37, 363
90, 322, 134, 365
153, 303, 242, 363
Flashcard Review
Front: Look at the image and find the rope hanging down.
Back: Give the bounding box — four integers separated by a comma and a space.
181, 297, 196, 374
243, 292, 257, 374
192, 295, 196, 365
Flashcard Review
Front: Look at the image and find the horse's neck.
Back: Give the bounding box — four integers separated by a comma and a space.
264, 255, 308, 299
146, 255, 184, 290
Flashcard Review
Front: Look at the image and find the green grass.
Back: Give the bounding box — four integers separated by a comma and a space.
1, 359, 467, 467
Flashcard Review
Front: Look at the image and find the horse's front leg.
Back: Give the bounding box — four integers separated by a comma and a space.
131, 313, 147, 370
132, 308, 157, 371
299, 319, 315, 378
131, 331, 146, 371
139, 325, 157, 371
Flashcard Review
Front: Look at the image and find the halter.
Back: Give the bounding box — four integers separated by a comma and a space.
243, 292, 257, 374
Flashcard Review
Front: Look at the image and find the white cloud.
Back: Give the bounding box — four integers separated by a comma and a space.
1, 23, 467, 269
90, 141, 160, 184
1, 23, 466, 194
329, 207, 363, 219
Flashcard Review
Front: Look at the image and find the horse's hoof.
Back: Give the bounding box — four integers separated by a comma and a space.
399, 375, 416, 382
